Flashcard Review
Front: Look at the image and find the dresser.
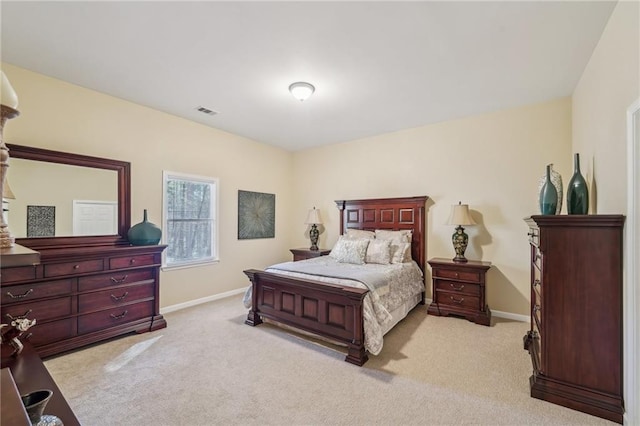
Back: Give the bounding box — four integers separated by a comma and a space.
1, 244, 166, 358
427, 258, 491, 326
523, 215, 625, 423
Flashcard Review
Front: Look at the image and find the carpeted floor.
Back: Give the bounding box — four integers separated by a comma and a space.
44, 294, 615, 425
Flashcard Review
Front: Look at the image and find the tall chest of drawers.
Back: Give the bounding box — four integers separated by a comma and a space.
0, 244, 167, 358
523, 215, 625, 423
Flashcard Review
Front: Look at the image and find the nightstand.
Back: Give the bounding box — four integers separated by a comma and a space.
427, 257, 492, 326
290, 248, 331, 261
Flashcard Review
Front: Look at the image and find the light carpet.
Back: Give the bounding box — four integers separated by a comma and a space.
44, 294, 615, 425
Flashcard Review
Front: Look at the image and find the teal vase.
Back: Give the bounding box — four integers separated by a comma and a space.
567, 153, 589, 215
128, 209, 162, 245
539, 164, 558, 215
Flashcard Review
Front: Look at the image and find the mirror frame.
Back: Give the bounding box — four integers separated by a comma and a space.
7, 143, 131, 250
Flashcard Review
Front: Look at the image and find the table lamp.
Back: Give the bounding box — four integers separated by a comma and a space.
446, 202, 476, 263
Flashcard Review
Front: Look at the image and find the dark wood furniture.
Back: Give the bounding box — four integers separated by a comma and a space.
2, 343, 80, 425
244, 196, 428, 366
1, 243, 167, 358
523, 215, 625, 424
290, 248, 331, 261
0, 145, 167, 358
427, 257, 491, 326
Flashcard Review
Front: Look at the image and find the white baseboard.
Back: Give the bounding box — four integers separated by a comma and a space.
160, 288, 245, 314
162, 292, 529, 323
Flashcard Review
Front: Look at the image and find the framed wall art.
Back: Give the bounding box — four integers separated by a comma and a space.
238, 190, 275, 239
27, 205, 56, 237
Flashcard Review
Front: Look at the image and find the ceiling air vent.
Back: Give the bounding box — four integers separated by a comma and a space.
196, 106, 218, 116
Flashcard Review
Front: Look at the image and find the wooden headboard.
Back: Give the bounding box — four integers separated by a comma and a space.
335, 196, 429, 273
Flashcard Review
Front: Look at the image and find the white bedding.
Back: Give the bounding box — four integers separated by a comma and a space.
242, 256, 424, 355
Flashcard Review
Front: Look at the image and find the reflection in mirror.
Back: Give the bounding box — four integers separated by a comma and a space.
8, 158, 118, 238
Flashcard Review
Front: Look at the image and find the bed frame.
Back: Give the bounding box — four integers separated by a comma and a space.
244, 196, 428, 366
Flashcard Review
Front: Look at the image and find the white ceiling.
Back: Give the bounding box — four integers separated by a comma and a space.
1, 1, 616, 152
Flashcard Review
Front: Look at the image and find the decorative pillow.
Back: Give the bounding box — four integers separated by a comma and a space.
329, 237, 370, 264
375, 229, 412, 243
365, 239, 392, 264
390, 242, 412, 264
344, 229, 375, 240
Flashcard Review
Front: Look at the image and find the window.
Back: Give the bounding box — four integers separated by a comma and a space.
162, 171, 218, 269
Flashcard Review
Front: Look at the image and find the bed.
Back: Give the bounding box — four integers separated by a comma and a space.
243, 196, 428, 366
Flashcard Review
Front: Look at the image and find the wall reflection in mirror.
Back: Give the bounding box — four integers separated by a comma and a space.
6, 158, 118, 238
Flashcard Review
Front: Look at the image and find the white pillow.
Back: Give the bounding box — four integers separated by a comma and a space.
365, 239, 392, 264
329, 237, 370, 264
375, 229, 412, 243
390, 242, 412, 264
344, 229, 375, 240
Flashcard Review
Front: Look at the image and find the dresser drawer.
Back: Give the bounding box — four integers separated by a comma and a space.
78, 283, 155, 313
0, 265, 37, 284
434, 280, 480, 296
78, 301, 154, 334
110, 254, 157, 270
436, 291, 480, 310
78, 269, 154, 292
433, 268, 481, 283
24, 318, 74, 347
44, 259, 104, 278
1, 279, 73, 305
2, 297, 73, 323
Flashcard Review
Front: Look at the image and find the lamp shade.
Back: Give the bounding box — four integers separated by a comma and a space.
2, 177, 15, 200
1, 71, 19, 109
305, 207, 322, 225
446, 202, 476, 226
289, 82, 315, 101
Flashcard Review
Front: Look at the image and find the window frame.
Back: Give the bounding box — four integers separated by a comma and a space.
162, 170, 219, 270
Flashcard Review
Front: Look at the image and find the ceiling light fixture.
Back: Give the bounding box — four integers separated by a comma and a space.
289, 82, 315, 102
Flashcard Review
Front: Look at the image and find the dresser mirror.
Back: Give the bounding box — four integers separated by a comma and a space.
6, 143, 131, 250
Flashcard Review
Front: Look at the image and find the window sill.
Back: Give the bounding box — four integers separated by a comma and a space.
161, 258, 219, 272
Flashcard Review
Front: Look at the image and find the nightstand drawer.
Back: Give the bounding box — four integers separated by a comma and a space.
434, 280, 480, 295
433, 268, 481, 283
436, 291, 480, 310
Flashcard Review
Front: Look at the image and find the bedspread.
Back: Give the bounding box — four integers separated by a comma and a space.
243, 257, 424, 355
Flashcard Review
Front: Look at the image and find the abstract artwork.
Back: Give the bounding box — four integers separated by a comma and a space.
238, 190, 275, 239
27, 205, 55, 237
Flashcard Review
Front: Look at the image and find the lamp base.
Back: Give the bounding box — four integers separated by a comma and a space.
309, 224, 319, 251
451, 225, 469, 263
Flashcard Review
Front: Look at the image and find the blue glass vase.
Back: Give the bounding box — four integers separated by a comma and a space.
128, 209, 162, 245
539, 164, 558, 215
567, 153, 589, 215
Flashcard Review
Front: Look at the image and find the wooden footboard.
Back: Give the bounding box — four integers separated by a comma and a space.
243, 269, 370, 366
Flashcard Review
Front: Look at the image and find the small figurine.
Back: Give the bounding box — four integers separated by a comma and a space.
1, 317, 36, 356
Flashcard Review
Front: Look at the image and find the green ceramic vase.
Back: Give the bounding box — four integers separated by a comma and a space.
128, 209, 162, 245
567, 153, 589, 215
539, 164, 558, 215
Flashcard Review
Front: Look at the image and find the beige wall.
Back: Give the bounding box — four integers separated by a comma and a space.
572, 0, 639, 214
2, 63, 295, 308
292, 98, 573, 316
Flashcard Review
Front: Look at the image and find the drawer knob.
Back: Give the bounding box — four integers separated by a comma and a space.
5, 309, 33, 321
110, 292, 129, 302
450, 296, 464, 304
73, 264, 80, 269
450, 283, 465, 291
110, 310, 128, 320
110, 275, 129, 284
6, 289, 33, 299
130, 259, 136, 265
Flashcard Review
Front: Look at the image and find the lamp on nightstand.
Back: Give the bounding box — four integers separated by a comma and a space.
446, 202, 476, 263
305, 207, 323, 251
